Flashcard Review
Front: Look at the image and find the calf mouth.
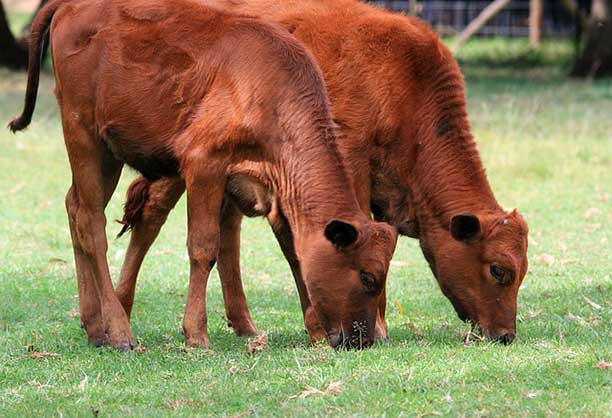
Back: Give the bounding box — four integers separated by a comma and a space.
328, 321, 374, 350
464, 323, 516, 345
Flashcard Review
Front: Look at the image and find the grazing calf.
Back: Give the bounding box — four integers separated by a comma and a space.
9, 0, 398, 350
116, 0, 529, 344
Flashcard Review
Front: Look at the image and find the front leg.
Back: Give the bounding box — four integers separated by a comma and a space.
182, 161, 227, 348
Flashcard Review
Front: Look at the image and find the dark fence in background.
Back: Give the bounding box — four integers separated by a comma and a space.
369, 0, 578, 37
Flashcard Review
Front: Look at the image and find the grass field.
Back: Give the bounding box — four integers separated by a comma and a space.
1, 38, 611, 417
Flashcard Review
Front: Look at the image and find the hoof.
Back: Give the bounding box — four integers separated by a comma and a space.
107, 330, 136, 352
232, 320, 258, 337
117, 341, 135, 352
84, 323, 107, 347
186, 335, 211, 349
88, 336, 108, 348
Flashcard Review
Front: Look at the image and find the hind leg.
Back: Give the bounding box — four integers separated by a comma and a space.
115, 177, 185, 319
66, 158, 123, 345
66, 185, 105, 346
63, 121, 134, 350
217, 200, 257, 336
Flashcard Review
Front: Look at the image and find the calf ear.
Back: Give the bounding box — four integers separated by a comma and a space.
324, 220, 359, 248
450, 214, 481, 241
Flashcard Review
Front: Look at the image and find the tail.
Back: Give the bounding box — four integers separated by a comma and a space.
8, 0, 70, 132
117, 177, 151, 238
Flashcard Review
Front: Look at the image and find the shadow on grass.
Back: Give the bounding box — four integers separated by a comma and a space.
1, 253, 609, 356
92, 278, 612, 353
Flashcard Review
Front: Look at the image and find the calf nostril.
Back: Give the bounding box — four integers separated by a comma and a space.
328, 332, 343, 349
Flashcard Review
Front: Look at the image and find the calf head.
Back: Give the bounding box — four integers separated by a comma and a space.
301, 219, 398, 349
420, 209, 528, 344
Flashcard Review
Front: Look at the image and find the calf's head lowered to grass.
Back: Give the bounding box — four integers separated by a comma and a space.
300, 219, 397, 349
420, 210, 528, 344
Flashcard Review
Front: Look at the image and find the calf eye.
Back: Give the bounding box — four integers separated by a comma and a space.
490, 264, 512, 284
360, 272, 378, 294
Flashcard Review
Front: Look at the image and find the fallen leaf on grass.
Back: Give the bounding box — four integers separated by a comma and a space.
463, 331, 485, 346
247, 333, 268, 355
525, 310, 542, 319
534, 254, 555, 266
293, 381, 343, 399
523, 390, 543, 399
23, 351, 61, 359
135, 345, 147, 354
594, 361, 612, 370
297, 387, 324, 399
582, 295, 602, 310
68, 308, 80, 319
326, 381, 343, 395
584, 207, 602, 219
566, 313, 587, 326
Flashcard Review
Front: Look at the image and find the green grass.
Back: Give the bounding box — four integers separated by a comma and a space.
1, 39, 611, 417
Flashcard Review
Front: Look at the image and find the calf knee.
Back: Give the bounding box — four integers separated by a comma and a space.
65, 187, 79, 222
188, 236, 219, 271
76, 207, 107, 257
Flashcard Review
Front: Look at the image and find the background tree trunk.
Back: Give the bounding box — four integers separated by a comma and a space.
452, 0, 512, 54
571, 0, 612, 77
529, 0, 543, 48
0, 1, 28, 69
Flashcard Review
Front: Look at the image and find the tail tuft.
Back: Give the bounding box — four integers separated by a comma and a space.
116, 177, 150, 238
8, 116, 30, 133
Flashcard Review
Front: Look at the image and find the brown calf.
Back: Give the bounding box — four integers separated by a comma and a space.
9, 0, 398, 350
116, 0, 529, 344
